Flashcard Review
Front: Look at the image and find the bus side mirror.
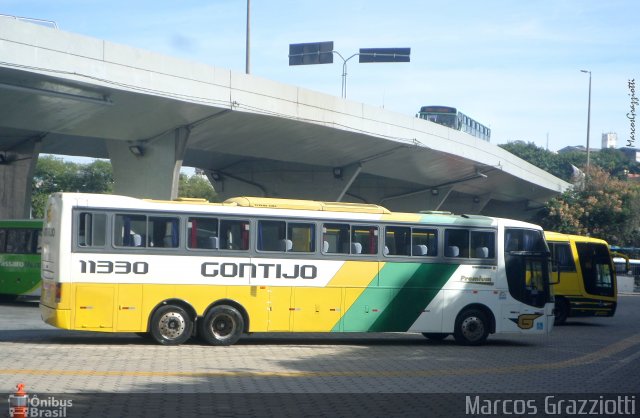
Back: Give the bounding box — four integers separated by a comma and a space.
610, 252, 630, 275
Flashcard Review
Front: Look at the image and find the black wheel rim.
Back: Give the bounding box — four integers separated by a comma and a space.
211, 313, 235, 341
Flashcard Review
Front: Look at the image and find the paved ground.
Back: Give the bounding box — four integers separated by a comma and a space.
1, 295, 639, 417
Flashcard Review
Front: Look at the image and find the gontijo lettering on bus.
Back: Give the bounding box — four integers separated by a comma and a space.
201, 262, 317, 279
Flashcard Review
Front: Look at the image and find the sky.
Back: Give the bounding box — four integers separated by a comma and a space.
2, 0, 639, 152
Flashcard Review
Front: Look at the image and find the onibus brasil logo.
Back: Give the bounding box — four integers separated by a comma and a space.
8, 384, 73, 418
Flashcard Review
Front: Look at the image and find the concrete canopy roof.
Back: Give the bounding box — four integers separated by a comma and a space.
0, 18, 570, 215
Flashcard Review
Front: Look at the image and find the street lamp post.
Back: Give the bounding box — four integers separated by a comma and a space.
580, 69, 592, 169
332, 51, 359, 99
245, 0, 250, 74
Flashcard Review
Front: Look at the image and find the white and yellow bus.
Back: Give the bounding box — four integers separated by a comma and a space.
40, 193, 555, 346
545, 232, 617, 325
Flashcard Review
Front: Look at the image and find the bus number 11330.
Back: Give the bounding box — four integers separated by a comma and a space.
79, 260, 149, 275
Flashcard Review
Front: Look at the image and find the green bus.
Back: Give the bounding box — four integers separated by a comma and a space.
0, 219, 43, 299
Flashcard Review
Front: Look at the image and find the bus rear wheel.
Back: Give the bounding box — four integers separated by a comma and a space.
150, 305, 193, 346
453, 309, 489, 346
200, 305, 244, 346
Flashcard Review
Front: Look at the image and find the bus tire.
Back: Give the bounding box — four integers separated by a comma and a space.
422, 333, 449, 341
150, 305, 193, 346
453, 309, 489, 346
554, 298, 569, 325
201, 305, 244, 346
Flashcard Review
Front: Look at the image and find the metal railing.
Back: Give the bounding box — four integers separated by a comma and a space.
0, 13, 58, 29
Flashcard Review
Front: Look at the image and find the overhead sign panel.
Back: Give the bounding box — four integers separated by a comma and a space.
289, 41, 334, 66
358, 48, 411, 63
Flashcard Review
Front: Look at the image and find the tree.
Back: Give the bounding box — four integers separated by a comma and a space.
592, 148, 640, 179
79, 160, 114, 192
31, 156, 114, 217
178, 173, 217, 201
500, 141, 640, 182
499, 141, 575, 181
538, 166, 640, 245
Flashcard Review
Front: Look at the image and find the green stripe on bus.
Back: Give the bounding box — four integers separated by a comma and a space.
370, 263, 458, 331
332, 263, 458, 332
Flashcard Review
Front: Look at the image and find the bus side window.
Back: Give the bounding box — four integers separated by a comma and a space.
288, 223, 315, 253
412, 228, 437, 256
258, 221, 316, 253
385, 226, 410, 256
5, 229, 38, 254
550, 243, 575, 272
352, 225, 378, 255
149, 217, 180, 248
187, 217, 219, 250
470, 230, 495, 259
323, 223, 350, 254
258, 220, 285, 252
78, 213, 107, 247
445, 229, 469, 258
114, 214, 146, 247
220, 219, 250, 251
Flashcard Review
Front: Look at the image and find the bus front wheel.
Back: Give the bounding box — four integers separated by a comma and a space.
200, 305, 244, 346
554, 298, 569, 325
453, 309, 489, 346
150, 305, 193, 346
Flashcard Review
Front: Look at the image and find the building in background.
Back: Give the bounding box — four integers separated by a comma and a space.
620, 147, 640, 163
602, 132, 617, 149
558, 145, 593, 155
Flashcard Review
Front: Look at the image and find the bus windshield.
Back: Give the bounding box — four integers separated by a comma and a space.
504, 228, 551, 308
576, 242, 615, 297
424, 114, 457, 129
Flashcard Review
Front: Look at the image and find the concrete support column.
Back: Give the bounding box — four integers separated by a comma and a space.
107, 127, 190, 200
334, 163, 363, 202
0, 137, 41, 218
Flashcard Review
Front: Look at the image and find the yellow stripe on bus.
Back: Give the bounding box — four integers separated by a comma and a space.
327, 261, 382, 288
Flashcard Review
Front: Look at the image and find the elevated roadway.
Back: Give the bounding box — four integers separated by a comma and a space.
0, 18, 570, 219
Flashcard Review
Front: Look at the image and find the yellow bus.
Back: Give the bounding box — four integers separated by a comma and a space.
545, 232, 617, 325
40, 193, 555, 346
